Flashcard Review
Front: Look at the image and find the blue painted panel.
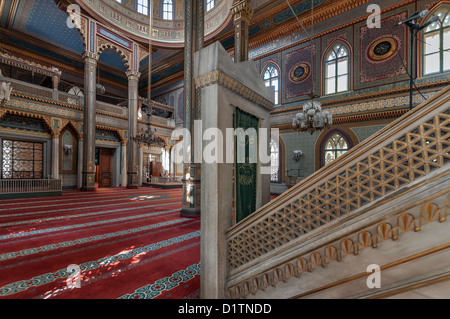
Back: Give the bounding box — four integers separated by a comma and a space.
18, 0, 84, 54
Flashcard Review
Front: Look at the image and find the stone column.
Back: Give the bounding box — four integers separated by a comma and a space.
231, 0, 253, 63
121, 141, 127, 187
77, 136, 83, 189
81, 51, 98, 191
137, 147, 143, 185
52, 133, 59, 179
126, 69, 141, 188
181, 0, 204, 217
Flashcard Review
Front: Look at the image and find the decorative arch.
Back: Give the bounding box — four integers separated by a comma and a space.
63, 7, 89, 49
0, 109, 53, 135
60, 120, 81, 138
96, 41, 133, 71
315, 127, 358, 170
262, 63, 280, 105
95, 125, 125, 143
270, 133, 286, 183
321, 39, 353, 95
419, 2, 450, 76
59, 123, 79, 174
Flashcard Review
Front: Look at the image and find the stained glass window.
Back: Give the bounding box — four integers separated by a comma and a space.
2, 140, 43, 179
423, 7, 450, 75
323, 132, 350, 166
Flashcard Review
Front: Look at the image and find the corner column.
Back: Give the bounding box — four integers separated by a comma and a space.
126, 69, 141, 188
231, 0, 253, 63
81, 51, 98, 191
181, 0, 204, 217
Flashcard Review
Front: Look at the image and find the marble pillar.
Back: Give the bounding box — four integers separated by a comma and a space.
121, 142, 127, 187
77, 137, 83, 189
181, 0, 204, 217
81, 51, 98, 191
51, 134, 59, 179
126, 69, 141, 188
231, 0, 253, 63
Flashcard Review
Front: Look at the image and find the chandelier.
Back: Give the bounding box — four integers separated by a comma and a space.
132, 118, 166, 148
292, 93, 332, 134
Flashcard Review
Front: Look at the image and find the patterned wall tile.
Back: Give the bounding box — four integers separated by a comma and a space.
281, 131, 320, 177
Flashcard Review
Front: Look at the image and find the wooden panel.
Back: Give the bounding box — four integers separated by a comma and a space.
152, 162, 163, 177
99, 148, 114, 188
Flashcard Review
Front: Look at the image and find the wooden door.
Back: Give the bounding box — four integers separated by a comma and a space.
99, 148, 114, 187
152, 162, 163, 177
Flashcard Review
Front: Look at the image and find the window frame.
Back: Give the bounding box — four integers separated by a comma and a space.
270, 138, 281, 183
324, 42, 350, 95
422, 7, 450, 76
320, 130, 352, 167
137, 0, 149, 15
262, 63, 280, 105
206, 0, 215, 12
163, 0, 173, 20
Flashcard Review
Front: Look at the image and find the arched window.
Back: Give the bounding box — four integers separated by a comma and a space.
163, 0, 173, 20
324, 43, 349, 95
322, 131, 350, 166
137, 0, 149, 15
263, 64, 279, 105
270, 139, 280, 182
206, 0, 215, 11
423, 7, 450, 75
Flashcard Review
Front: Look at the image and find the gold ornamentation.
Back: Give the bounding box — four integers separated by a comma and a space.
368, 37, 397, 61
289, 63, 310, 82
227, 197, 449, 299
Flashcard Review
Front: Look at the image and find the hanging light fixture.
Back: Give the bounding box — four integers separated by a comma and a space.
132, 113, 166, 148
293, 93, 332, 134
287, 0, 333, 135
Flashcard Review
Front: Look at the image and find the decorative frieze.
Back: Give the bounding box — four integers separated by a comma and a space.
194, 70, 273, 110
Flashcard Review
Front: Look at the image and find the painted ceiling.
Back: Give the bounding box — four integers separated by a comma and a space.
2, 0, 333, 90
4, 0, 181, 75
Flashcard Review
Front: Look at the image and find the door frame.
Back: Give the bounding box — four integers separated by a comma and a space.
95, 141, 120, 187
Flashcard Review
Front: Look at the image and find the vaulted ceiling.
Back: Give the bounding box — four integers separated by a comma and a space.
0, 0, 364, 97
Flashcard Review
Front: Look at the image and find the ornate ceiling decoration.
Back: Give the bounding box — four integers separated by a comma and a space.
76, 0, 233, 47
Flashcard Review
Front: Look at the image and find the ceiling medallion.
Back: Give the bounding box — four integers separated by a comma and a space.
292, 93, 332, 135
368, 37, 397, 61
290, 63, 310, 82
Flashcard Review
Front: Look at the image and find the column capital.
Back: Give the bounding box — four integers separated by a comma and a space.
126, 69, 141, 80
231, 0, 253, 22
82, 51, 99, 62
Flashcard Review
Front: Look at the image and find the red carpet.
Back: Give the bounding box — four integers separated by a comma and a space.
0, 187, 200, 299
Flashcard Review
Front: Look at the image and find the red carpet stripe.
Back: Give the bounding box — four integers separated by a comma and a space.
0, 187, 200, 299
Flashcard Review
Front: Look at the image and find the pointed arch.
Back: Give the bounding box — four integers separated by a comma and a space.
262, 63, 280, 105
420, 4, 450, 76
322, 40, 352, 95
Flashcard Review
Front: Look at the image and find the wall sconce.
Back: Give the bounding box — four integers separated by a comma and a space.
63, 144, 73, 156
292, 150, 303, 162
